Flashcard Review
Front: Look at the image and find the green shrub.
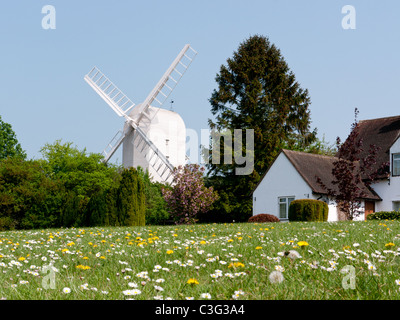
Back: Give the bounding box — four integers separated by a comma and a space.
117, 167, 146, 226
248, 213, 280, 223
366, 211, 400, 220
0, 216, 16, 231
289, 199, 328, 222
137, 168, 170, 225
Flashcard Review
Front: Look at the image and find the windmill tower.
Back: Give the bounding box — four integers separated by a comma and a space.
84, 44, 197, 183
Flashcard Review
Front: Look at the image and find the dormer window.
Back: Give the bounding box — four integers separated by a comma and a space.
393, 154, 400, 176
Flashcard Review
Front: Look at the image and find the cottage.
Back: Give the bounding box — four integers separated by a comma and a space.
252, 115, 400, 221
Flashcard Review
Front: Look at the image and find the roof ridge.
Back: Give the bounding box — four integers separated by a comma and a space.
282, 149, 336, 160
358, 114, 400, 123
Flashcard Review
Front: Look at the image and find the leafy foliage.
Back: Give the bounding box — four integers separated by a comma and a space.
0, 157, 64, 230
0, 115, 26, 160
117, 167, 146, 226
0, 140, 149, 230
137, 168, 170, 225
40, 140, 120, 198
162, 164, 218, 224
205, 35, 316, 221
248, 213, 280, 223
366, 211, 400, 220
316, 109, 381, 220
288, 199, 328, 222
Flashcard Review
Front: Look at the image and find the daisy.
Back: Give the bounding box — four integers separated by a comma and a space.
200, 293, 212, 299
274, 265, 285, 272
62, 287, 71, 294
232, 290, 245, 299
367, 264, 376, 271
123, 289, 141, 296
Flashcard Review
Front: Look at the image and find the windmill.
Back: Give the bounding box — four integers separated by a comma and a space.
84, 44, 197, 183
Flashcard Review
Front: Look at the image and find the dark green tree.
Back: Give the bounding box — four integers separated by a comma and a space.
205, 35, 316, 221
137, 167, 170, 225
85, 190, 107, 226
40, 140, 120, 223
0, 157, 64, 230
0, 115, 26, 160
105, 187, 119, 226
117, 167, 146, 226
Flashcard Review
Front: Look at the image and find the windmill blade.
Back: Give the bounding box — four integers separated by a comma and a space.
102, 126, 132, 163
131, 122, 175, 182
133, 44, 197, 124
84, 66, 136, 118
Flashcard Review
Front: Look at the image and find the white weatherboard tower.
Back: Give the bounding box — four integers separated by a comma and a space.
84, 45, 197, 183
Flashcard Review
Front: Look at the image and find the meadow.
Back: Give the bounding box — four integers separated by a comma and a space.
1, 220, 400, 300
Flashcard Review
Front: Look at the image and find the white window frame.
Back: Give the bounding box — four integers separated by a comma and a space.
393, 201, 400, 212
278, 196, 295, 220
393, 154, 400, 177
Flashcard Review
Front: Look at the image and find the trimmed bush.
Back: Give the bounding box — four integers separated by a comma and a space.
248, 213, 280, 223
289, 199, 328, 222
367, 211, 400, 220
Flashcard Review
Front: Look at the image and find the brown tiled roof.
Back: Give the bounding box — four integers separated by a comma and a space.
282, 149, 381, 201
343, 115, 400, 179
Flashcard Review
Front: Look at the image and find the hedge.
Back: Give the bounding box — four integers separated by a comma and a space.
289, 199, 328, 222
366, 211, 400, 220
248, 213, 280, 223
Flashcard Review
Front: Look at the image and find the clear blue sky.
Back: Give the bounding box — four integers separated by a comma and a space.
1, 1, 400, 163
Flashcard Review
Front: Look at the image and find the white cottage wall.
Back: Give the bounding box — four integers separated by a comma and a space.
252, 153, 314, 220
372, 136, 400, 212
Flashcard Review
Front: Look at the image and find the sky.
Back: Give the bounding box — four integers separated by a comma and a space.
1, 1, 400, 164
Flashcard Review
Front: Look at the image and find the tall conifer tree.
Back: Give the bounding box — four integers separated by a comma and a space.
206, 35, 316, 221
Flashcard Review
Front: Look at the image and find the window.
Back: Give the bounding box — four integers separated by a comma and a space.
278, 197, 295, 219
393, 154, 400, 176
393, 201, 400, 212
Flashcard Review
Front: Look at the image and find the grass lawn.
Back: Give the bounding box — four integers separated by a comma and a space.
0, 220, 400, 300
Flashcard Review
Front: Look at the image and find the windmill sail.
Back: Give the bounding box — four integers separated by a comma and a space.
132, 44, 197, 124
84, 44, 197, 182
84, 67, 136, 118
102, 126, 132, 163
132, 123, 175, 181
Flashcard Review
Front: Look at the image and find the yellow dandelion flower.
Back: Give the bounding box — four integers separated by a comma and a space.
385, 242, 395, 247
297, 241, 309, 247
187, 278, 199, 285
18, 257, 25, 261
228, 262, 245, 268
76, 265, 91, 270
255, 246, 263, 250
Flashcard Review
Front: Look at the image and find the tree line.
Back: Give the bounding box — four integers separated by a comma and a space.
0, 140, 153, 230
2, 34, 348, 230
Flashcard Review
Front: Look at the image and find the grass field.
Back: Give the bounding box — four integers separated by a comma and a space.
1, 220, 400, 300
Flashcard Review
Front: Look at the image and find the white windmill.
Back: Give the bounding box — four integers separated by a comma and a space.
84, 44, 197, 183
